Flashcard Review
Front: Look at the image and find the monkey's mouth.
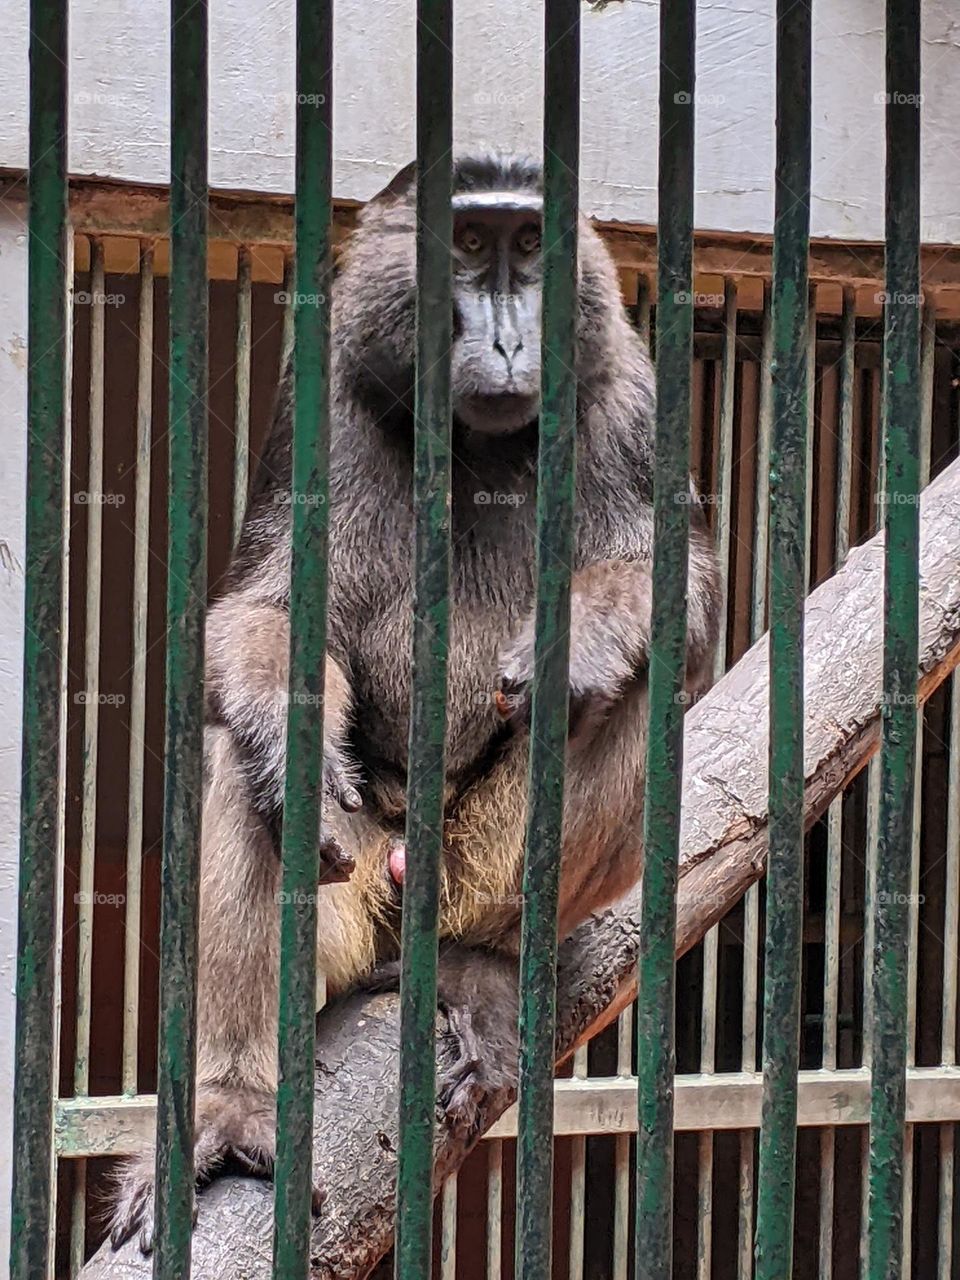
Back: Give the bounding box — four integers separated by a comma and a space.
455, 391, 540, 435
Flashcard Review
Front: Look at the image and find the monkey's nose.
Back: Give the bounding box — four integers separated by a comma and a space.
493, 336, 524, 372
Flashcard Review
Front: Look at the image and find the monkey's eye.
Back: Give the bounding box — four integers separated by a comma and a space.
516, 224, 541, 255
456, 225, 486, 256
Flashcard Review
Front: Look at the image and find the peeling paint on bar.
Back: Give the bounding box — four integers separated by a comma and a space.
514, 4, 580, 1278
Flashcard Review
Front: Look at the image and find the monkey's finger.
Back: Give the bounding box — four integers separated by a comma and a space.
318, 834, 356, 883
324, 758, 363, 811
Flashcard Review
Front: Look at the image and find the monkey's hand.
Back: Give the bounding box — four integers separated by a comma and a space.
318, 744, 363, 883
498, 560, 652, 738
108, 1085, 326, 1254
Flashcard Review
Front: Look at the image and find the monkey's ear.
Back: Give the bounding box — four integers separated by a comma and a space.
368, 160, 417, 208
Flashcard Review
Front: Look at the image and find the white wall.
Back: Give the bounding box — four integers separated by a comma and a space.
0, 204, 28, 1278
0, 0, 958, 241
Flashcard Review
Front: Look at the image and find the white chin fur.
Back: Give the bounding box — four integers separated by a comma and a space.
455, 394, 539, 435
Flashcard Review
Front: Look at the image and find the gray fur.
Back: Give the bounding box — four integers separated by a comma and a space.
109, 154, 721, 1249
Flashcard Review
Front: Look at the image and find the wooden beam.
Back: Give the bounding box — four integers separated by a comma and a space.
79, 457, 960, 1279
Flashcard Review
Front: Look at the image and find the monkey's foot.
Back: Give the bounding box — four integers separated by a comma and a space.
108, 1086, 325, 1254
437, 1003, 492, 1140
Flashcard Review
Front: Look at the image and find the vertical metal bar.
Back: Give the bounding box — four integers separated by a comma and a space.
440, 1174, 458, 1280
11, 0, 68, 1273
635, 6, 694, 1277
739, 899, 760, 1280
900, 307, 933, 1278
123, 241, 155, 1097
271, 2, 333, 1273
751, 282, 774, 640
613, 1008, 633, 1280
568, 1047, 588, 1280
713, 277, 738, 682
943, 675, 960, 1067
805, 285, 817, 590
754, 5, 811, 1278
698, 929, 719, 1280
152, 0, 208, 1271
940, 700, 960, 1273
867, 5, 922, 1277
514, 4, 580, 1278
487, 1140, 504, 1280
70, 235, 107, 1277
819, 282, 856, 1280
395, 1, 452, 1276
232, 245, 253, 545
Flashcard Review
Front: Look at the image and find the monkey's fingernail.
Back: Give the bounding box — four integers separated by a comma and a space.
493, 690, 512, 718
341, 784, 363, 811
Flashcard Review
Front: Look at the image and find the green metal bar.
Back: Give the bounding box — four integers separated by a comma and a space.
514, 4, 580, 1278
751, 282, 774, 640
712, 278, 737, 682
634, 5, 695, 1278
395, 2, 452, 1276
867, 2, 922, 1276
753, 3, 811, 1278
11, 0, 68, 1274
271, 2, 333, 1274
152, 0, 208, 1273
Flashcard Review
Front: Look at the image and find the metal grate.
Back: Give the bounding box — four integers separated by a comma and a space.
13, 1, 957, 1278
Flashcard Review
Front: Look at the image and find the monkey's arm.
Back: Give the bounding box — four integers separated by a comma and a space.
205, 590, 362, 839
499, 517, 721, 717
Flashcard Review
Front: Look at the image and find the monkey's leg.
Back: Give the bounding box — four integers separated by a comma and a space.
109, 728, 389, 1252
441, 681, 649, 949
366, 945, 520, 1141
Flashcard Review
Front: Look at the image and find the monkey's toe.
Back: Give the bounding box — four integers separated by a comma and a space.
108, 1153, 159, 1253
318, 826, 356, 883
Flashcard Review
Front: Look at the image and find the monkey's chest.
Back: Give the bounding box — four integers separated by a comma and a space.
345, 558, 534, 793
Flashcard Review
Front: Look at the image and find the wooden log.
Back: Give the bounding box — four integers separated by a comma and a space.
80, 456, 960, 1280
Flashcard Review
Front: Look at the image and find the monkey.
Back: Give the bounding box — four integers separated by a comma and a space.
109, 154, 721, 1249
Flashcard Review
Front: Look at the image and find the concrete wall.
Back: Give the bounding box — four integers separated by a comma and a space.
0, 205, 29, 1276
0, 0, 958, 241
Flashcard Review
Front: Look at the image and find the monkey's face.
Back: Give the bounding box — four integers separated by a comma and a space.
449, 194, 543, 436
336, 158, 630, 437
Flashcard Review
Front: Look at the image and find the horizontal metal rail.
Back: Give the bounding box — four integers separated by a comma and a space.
54, 1068, 960, 1157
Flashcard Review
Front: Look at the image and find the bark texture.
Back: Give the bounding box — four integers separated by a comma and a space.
80, 458, 960, 1280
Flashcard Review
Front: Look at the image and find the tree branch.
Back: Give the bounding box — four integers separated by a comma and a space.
81, 458, 960, 1280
